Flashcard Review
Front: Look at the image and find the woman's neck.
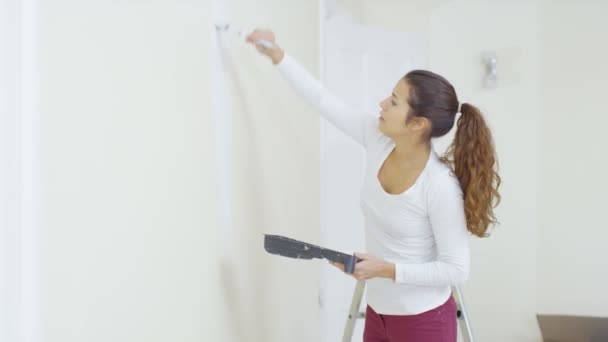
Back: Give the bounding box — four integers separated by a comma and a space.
391, 138, 431, 170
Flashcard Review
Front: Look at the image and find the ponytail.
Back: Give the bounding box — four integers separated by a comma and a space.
440, 103, 501, 237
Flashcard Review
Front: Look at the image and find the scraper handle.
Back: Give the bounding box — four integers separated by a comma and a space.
344, 254, 361, 274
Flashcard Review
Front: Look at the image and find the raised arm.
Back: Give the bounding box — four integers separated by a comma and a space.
246, 29, 375, 147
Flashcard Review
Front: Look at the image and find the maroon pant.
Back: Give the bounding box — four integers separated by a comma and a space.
363, 296, 458, 342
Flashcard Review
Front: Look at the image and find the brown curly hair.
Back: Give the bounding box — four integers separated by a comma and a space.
404, 70, 501, 237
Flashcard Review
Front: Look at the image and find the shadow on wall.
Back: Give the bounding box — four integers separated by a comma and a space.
216, 43, 273, 342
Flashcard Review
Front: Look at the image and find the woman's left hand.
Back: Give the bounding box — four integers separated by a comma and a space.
330, 253, 395, 281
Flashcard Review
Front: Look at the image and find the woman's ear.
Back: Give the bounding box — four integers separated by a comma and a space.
411, 116, 430, 132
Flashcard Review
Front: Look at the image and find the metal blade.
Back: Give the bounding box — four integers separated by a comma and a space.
263, 234, 361, 274
263, 234, 322, 260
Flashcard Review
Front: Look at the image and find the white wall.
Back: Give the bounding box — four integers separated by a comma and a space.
1, 1, 20, 341
213, 1, 321, 341
537, 1, 608, 316
2, 0, 41, 341
38, 1, 221, 340
33, 0, 320, 341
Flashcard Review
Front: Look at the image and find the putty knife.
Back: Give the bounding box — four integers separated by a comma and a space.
263, 234, 360, 274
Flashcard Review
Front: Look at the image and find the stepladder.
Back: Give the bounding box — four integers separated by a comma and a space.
342, 281, 475, 342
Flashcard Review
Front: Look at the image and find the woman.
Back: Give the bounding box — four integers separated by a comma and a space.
246, 29, 501, 342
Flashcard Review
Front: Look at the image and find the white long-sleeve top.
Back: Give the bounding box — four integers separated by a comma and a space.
276, 52, 470, 315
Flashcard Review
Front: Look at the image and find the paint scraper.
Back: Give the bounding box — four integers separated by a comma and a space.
263, 234, 361, 274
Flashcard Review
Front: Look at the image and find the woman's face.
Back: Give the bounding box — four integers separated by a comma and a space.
378, 79, 426, 138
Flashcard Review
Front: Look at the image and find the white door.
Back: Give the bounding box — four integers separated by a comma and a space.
319, 7, 427, 342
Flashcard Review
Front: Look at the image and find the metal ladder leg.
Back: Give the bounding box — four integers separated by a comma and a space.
342, 280, 366, 342
453, 285, 475, 342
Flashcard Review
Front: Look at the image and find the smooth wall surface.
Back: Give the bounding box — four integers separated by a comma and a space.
1, 1, 20, 341
213, 1, 321, 341
39, 1, 219, 341
36, 0, 320, 341
537, 0, 608, 317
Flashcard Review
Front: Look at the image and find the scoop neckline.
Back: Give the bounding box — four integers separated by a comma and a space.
375, 141, 433, 197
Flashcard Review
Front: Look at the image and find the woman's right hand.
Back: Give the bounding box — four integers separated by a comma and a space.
246, 28, 284, 64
